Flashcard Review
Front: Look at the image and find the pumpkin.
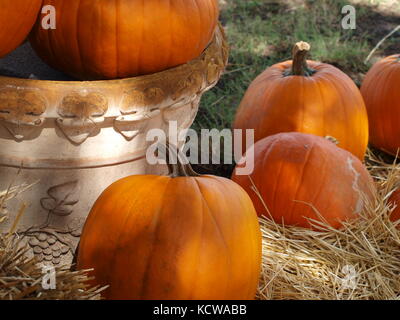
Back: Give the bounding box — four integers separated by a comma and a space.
388, 189, 400, 223
0, 0, 42, 58
77, 145, 262, 300
232, 132, 375, 229
361, 55, 400, 156
233, 42, 369, 161
29, 0, 219, 80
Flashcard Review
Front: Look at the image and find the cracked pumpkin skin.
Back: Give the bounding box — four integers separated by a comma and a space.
232, 132, 375, 229
29, 0, 219, 80
0, 0, 42, 58
77, 166, 261, 300
233, 42, 369, 161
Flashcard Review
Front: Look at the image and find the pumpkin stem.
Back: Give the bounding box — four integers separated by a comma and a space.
290, 41, 316, 76
162, 142, 200, 178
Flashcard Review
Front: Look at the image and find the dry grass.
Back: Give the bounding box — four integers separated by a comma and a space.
258, 150, 400, 300
0, 184, 106, 300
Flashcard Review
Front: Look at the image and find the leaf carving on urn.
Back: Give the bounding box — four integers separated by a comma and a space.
59, 92, 108, 119
56, 92, 108, 144
40, 181, 79, 217
114, 114, 151, 141
114, 88, 164, 141
172, 72, 204, 101
120, 88, 165, 115
0, 89, 46, 126
207, 56, 223, 84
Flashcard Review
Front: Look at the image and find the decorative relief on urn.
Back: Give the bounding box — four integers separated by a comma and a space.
114, 114, 155, 141
171, 72, 204, 102
40, 181, 79, 218
204, 25, 229, 86
207, 56, 224, 85
120, 88, 165, 111
56, 92, 108, 145
114, 88, 163, 141
0, 88, 47, 140
25, 221, 82, 265
20, 181, 82, 265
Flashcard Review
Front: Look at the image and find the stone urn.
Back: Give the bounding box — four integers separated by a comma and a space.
0, 25, 228, 265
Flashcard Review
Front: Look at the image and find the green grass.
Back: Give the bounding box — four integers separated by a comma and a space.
192, 0, 400, 132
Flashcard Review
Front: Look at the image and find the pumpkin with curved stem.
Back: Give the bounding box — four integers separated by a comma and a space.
233, 41, 369, 160
232, 133, 375, 229
0, 0, 42, 58
29, 0, 219, 80
77, 144, 262, 300
361, 55, 400, 156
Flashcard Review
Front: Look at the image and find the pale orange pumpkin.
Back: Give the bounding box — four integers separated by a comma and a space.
77, 145, 262, 300
30, 0, 219, 80
361, 55, 400, 156
0, 0, 42, 58
233, 42, 369, 160
232, 132, 375, 229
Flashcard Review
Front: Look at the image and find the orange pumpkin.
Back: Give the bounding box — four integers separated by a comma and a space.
29, 0, 219, 80
232, 132, 375, 229
77, 145, 261, 300
0, 0, 42, 58
233, 42, 369, 160
388, 189, 400, 223
361, 55, 400, 156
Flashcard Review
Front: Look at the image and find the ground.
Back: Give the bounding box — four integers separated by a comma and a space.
191, 0, 400, 177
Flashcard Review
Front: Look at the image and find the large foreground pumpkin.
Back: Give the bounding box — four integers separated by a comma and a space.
0, 0, 42, 58
77, 145, 262, 300
232, 133, 375, 229
361, 55, 400, 156
233, 42, 369, 160
30, 0, 219, 80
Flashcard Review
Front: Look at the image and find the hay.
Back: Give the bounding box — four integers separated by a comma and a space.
258, 149, 400, 300
0, 183, 106, 300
